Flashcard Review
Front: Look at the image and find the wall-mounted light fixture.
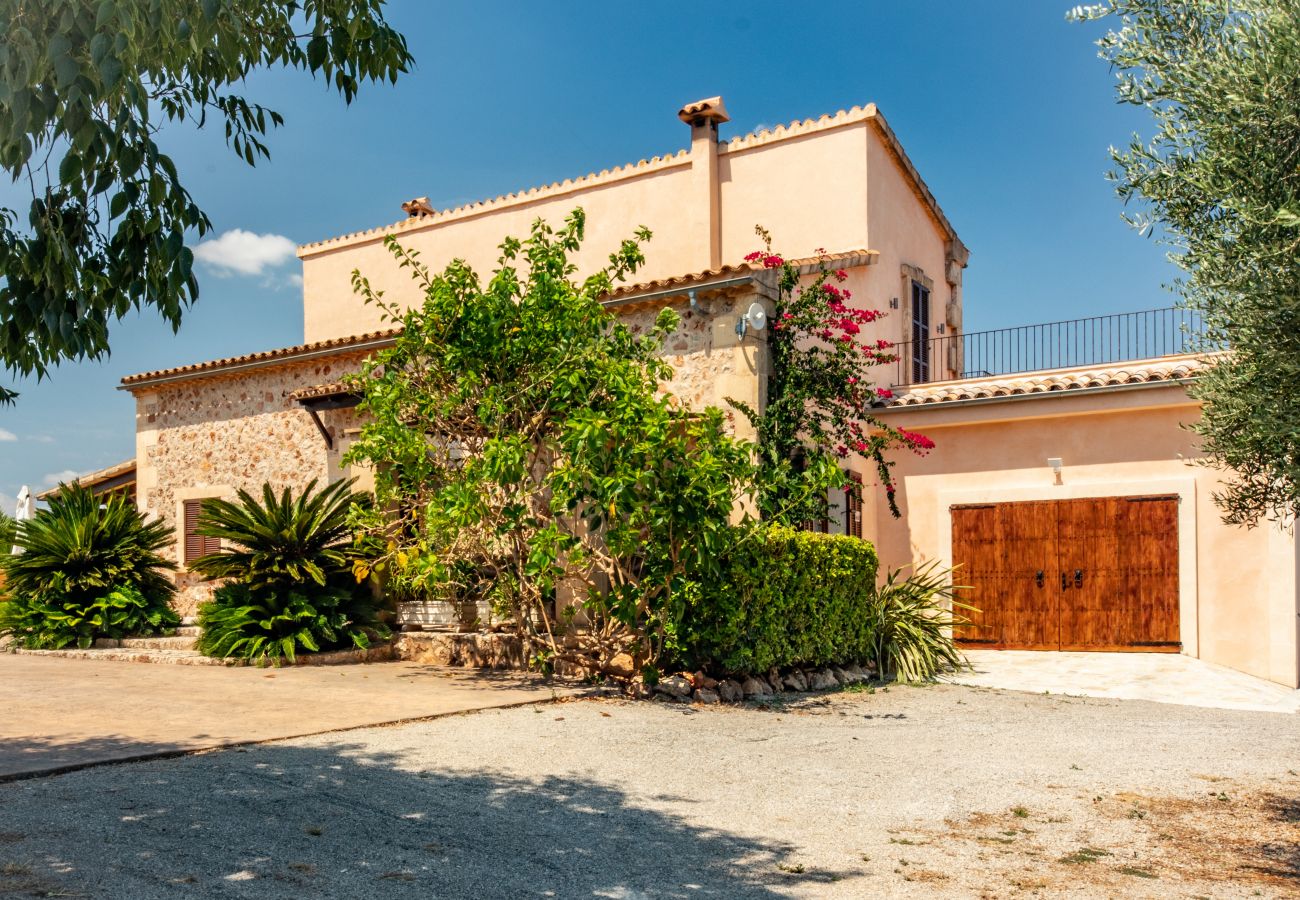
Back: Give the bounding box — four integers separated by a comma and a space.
936, 323, 946, 334
735, 302, 768, 339
889, 297, 899, 310
1047, 457, 1063, 485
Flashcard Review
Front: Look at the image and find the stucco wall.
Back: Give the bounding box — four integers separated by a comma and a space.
865, 126, 961, 384
133, 354, 368, 615
868, 385, 1300, 688
301, 159, 702, 343
717, 124, 869, 264
298, 113, 960, 351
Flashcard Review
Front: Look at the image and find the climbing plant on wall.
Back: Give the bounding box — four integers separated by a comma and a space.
731, 227, 934, 524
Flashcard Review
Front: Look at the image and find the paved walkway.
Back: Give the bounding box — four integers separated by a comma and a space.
0, 654, 577, 780
950, 649, 1300, 713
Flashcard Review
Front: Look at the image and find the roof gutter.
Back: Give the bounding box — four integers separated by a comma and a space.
117, 334, 399, 392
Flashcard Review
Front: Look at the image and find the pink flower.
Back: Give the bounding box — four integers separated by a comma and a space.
835, 269, 848, 280
744, 251, 763, 262
763, 254, 784, 268
899, 428, 936, 452
876, 388, 894, 399
847, 377, 858, 385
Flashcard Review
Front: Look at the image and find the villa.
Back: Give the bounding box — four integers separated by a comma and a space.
88, 97, 1295, 689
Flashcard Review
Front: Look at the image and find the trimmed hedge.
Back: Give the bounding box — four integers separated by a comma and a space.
670, 525, 879, 675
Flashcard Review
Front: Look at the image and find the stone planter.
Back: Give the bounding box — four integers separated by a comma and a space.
397, 599, 490, 632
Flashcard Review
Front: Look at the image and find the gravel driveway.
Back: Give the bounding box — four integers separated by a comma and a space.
1, 684, 1296, 898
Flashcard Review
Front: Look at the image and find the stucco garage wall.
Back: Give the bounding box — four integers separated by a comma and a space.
869, 385, 1300, 688
133, 353, 368, 615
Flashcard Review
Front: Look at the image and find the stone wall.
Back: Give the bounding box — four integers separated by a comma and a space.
617, 287, 769, 441
134, 353, 369, 616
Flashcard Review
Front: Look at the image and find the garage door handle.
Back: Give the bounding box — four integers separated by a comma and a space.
1035, 570, 1044, 588
1060, 572, 1069, 591
1074, 569, 1084, 588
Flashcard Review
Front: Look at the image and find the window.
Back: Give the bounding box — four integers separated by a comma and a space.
818, 472, 864, 539
181, 499, 221, 565
911, 280, 931, 383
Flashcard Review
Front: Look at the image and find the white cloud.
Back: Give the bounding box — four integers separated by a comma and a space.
0, 428, 15, 442
43, 469, 80, 487
193, 229, 297, 277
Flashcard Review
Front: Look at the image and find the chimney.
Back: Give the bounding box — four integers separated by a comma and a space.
678, 96, 729, 271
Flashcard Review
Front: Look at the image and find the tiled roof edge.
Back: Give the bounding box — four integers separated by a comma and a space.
119, 329, 400, 390
878, 353, 1216, 410
297, 150, 691, 258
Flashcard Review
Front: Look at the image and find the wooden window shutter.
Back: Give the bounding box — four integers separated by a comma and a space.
181, 499, 221, 564
846, 472, 864, 539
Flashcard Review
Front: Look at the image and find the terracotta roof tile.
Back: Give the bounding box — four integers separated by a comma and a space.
604, 249, 878, 301
120, 329, 400, 390
881, 354, 1212, 409
289, 382, 359, 402
35, 458, 136, 500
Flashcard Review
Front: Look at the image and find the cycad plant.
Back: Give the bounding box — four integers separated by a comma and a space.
0, 484, 178, 649
865, 561, 974, 683
191, 479, 390, 663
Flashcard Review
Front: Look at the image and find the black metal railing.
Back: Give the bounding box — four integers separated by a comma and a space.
891, 306, 1212, 388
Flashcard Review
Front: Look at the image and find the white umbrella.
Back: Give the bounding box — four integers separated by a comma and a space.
12, 485, 32, 554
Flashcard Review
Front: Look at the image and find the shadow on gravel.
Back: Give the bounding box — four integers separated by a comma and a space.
0, 734, 204, 782
0, 739, 845, 898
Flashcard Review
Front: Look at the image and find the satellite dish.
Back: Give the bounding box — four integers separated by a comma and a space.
736, 302, 768, 338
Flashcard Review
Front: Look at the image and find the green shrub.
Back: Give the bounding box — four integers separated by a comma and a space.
670, 525, 880, 675
866, 562, 972, 683
0, 584, 178, 650
191, 479, 390, 663
196, 581, 388, 663
0, 485, 178, 649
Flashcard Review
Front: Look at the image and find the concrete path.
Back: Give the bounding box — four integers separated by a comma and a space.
951, 649, 1300, 713
0, 654, 576, 780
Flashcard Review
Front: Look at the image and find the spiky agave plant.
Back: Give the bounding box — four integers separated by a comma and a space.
191, 479, 389, 663
865, 561, 974, 683
0, 484, 178, 649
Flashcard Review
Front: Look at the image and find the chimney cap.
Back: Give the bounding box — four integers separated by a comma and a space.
401, 196, 435, 218
678, 96, 730, 126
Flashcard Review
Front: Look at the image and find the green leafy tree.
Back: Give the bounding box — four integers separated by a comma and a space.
1072, 1, 1300, 525
191, 478, 389, 662
344, 210, 771, 677
0, 483, 178, 648
0, 0, 411, 401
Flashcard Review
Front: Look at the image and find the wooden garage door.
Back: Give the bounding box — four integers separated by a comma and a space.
952, 496, 1180, 652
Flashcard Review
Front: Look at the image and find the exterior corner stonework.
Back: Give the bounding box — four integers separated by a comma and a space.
132, 352, 370, 616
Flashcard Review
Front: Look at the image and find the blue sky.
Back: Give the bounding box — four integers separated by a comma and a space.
0, 1, 1171, 510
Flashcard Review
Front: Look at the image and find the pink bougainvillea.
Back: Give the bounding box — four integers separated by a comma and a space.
733, 226, 934, 520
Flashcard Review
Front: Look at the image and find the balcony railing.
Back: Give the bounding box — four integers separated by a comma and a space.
890, 306, 1212, 388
